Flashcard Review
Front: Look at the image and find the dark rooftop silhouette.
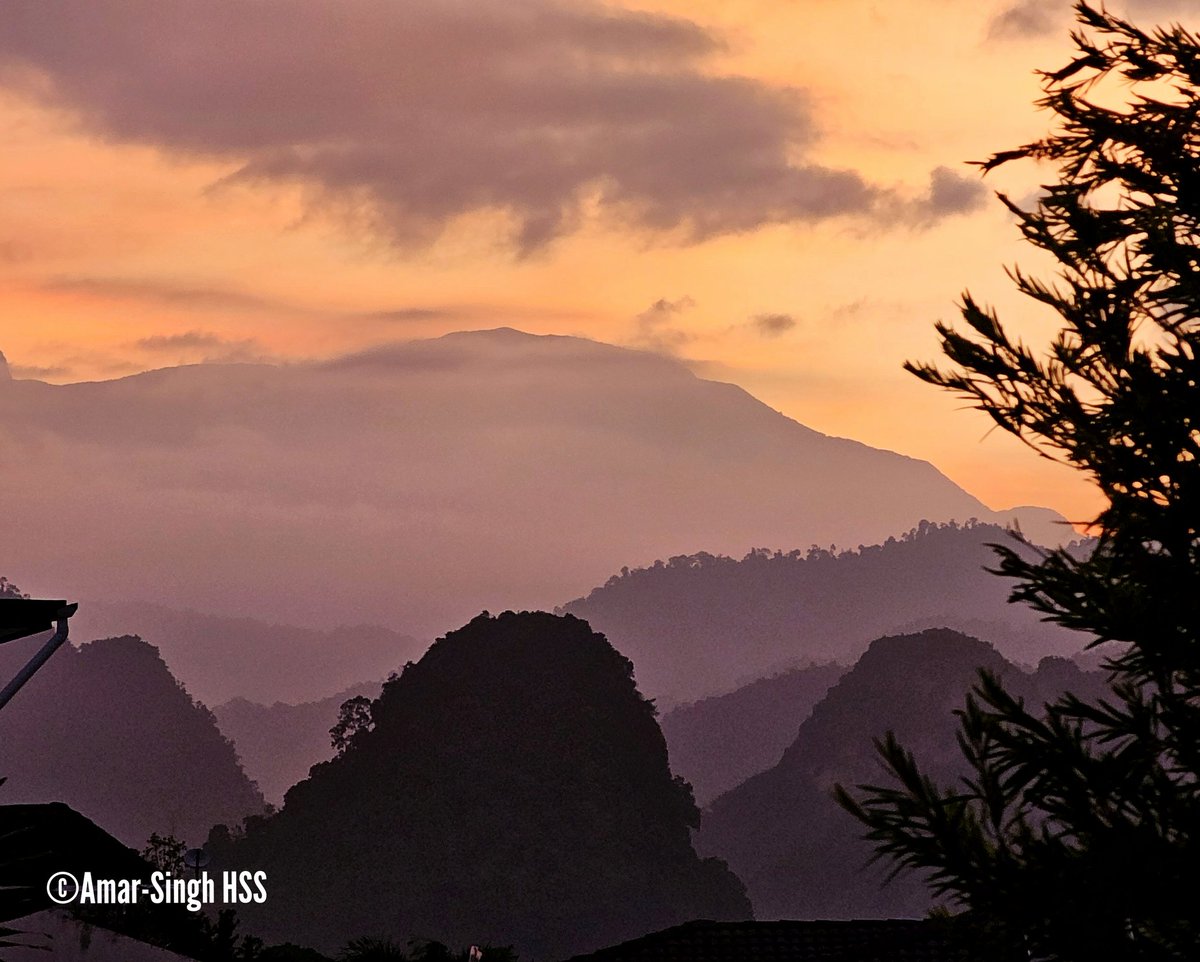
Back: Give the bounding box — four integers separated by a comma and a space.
560, 919, 973, 962
0, 802, 148, 923
0, 599, 74, 646
0, 598, 78, 713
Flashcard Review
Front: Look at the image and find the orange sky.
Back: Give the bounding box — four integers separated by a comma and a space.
2, 0, 1173, 525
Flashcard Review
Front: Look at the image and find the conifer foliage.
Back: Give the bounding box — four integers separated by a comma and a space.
838, 5, 1200, 959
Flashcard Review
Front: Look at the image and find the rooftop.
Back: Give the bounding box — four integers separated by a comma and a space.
561, 919, 973, 962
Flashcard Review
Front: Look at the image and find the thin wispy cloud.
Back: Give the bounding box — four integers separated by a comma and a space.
135, 331, 235, 353
989, 0, 1063, 39
362, 308, 463, 323
41, 275, 497, 329
632, 296, 697, 354
8, 362, 72, 379
45, 276, 296, 314
133, 330, 271, 364
750, 313, 797, 337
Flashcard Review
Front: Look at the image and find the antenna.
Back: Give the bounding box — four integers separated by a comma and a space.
183, 849, 211, 878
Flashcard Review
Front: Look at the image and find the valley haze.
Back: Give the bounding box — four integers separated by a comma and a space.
1, 329, 1065, 656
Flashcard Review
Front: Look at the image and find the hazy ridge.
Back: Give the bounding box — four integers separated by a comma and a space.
1, 329, 1057, 644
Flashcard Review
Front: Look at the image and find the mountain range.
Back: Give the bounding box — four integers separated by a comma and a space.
0, 584, 1113, 939
561, 520, 1089, 703
695, 628, 1111, 920
204, 521, 1090, 798
1, 328, 1065, 648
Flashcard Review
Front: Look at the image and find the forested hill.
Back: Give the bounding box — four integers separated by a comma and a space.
695, 628, 1110, 920
208, 611, 750, 959
561, 520, 1089, 703
0, 633, 266, 847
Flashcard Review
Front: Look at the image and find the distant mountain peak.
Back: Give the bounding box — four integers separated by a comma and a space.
994, 505, 1080, 547
855, 626, 1001, 668
439, 325, 538, 341
1, 329, 1041, 638
0, 349, 10, 381
427, 326, 668, 363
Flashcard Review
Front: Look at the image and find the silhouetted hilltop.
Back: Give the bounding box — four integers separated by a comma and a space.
75, 602, 420, 705
213, 682, 381, 806
561, 520, 1089, 702
0, 634, 267, 847
2, 329, 1056, 640
209, 611, 749, 959
660, 664, 845, 805
695, 628, 1110, 919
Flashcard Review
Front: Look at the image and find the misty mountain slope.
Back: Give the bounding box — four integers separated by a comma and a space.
209, 610, 750, 960
0, 634, 266, 848
75, 601, 418, 705
660, 663, 845, 805
2, 328, 1046, 641
561, 520, 1088, 702
695, 629, 1110, 920
213, 681, 382, 807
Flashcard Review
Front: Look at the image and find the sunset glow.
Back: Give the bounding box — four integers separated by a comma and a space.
1, 0, 1169, 524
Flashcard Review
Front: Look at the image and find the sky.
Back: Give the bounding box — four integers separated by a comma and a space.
0, 0, 1190, 524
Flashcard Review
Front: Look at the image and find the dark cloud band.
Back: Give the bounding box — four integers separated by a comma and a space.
0, 0, 982, 251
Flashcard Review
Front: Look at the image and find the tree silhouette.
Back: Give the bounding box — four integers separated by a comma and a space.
142, 832, 187, 876
0, 577, 27, 600
338, 938, 408, 962
336, 939, 517, 962
329, 695, 373, 757
837, 5, 1200, 960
